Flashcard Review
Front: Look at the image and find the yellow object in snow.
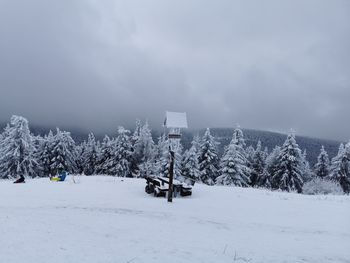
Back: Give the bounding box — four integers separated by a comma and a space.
50, 177, 60, 181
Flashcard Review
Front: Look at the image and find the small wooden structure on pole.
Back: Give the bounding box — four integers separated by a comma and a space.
164, 111, 188, 202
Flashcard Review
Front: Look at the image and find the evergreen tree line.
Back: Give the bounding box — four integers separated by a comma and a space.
0, 115, 349, 194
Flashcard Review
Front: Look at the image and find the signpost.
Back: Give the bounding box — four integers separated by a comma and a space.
164, 111, 188, 202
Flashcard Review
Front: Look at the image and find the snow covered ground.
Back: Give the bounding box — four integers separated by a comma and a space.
0, 176, 349, 263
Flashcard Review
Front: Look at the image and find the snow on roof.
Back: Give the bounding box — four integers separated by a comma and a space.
164, 111, 188, 128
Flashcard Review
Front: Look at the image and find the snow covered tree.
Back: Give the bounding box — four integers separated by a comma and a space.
271, 134, 303, 193
133, 122, 156, 177
329, 143, 345, 182
233, 128, 246, 149
37, 130, 55, 177
191, 134, 201, 153
181, 136, 201, 182
173, 143, 184, 180
0, 116, 38, 179
83, 133, 99, 175
216, 129, 250, 187
50, 128, 77, 174
75, 142, 86, 174
96, 135, 117, 175
130, 119, 142, 175
31, 134, 43, 170
250, 141, 270, 188
156, 137, 183, 179
300, 149, 313, 182
198, 128, 220, 185
314, 146, 330, 179
155, 136, 170, 177
263, 147, 269, 158
131, 119, 142, 146
154, 134, 167, 164
329, 143, 350, 194
182, 144, 200, 183
230, 127, 249, 162
246, 145, 255, 169
114, 127, 133, 177
0, 124, 9, 154
266, 146, 281, 178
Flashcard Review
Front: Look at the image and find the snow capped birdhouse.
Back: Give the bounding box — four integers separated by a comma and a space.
164, 111, 188, 140
164, 111, 188, 129
164, 111, 187, 139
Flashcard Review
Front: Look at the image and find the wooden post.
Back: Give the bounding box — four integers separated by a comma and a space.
168, 150, 175, 202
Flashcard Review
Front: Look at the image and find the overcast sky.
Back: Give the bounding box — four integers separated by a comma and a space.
0, 0, 349, 140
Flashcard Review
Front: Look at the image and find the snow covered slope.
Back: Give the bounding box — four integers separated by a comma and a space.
0, 176, 349, 263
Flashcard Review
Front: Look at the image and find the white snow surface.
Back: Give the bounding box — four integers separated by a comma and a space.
0, 176, 349, 263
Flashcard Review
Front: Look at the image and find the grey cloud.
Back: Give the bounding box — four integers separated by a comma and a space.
0, 0, 349, 140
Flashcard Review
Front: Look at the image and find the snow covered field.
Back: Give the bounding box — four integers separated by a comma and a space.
0, 176, 349, 263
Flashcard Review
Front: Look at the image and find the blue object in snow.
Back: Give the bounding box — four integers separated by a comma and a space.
58, 171, 68, 181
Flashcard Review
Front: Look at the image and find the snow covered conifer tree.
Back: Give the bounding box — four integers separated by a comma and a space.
157, 137, 183, 179
83, 133, 99, 175
50, 128, 77, 174
155, 134, 167, 163
198, 128, 220, 185
134, 122, 156, 177
155, 136, 170, 177
0, 116, 38, 179
152, 134, 164, 176
271, 134, 303, 193
191, 134, 201, 153
230, 127, 248, 162
96, 135, 116, 175
263, 147, 269, 158
75, 142, 86, 174
329, 143, 344, 182
37, 130, 55, 177
233, 128, 246, 149
250, 141, 270, 188
173, 143, 184, 179
115, 127, 133, 177
181, 136, 201, 182
0, 132, 3, 156
216, 129, 250, 187
246, 145, 255, 169
131, 119, 142, 146
130, 119, 142, 175
182, 144, 200, 183
329, 143, 350, 194
300, 150, 313, 182
266, 146, 280, 178
0, 124, 10, 157
314, 146, 330, 179
31, 134, 42, 173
